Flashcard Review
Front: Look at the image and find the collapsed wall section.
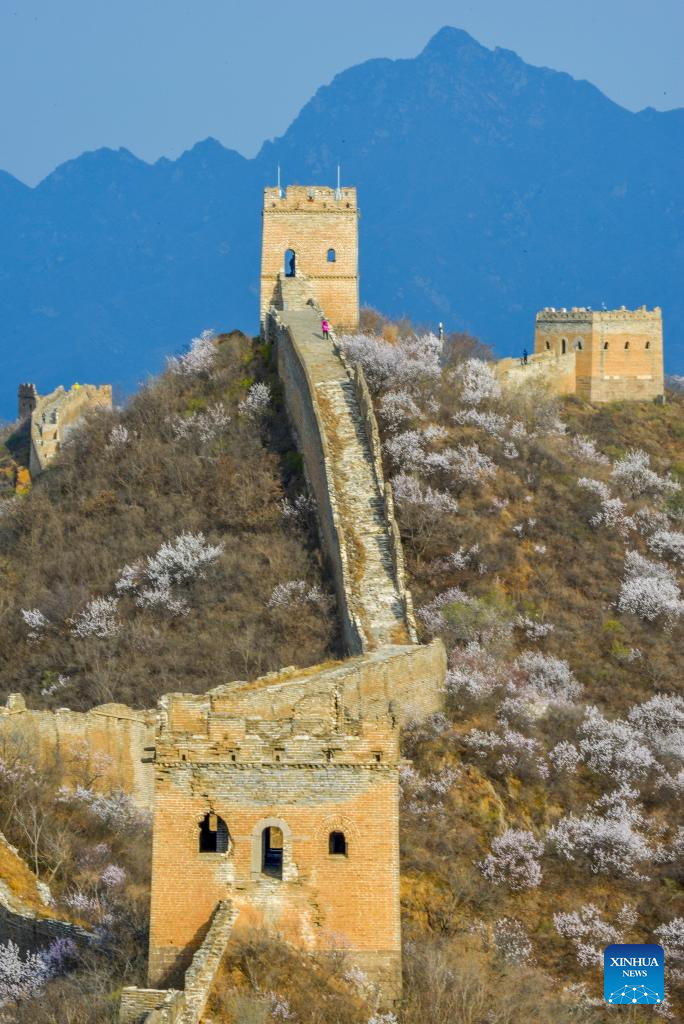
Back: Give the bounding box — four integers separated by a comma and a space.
29, 383, 112, 475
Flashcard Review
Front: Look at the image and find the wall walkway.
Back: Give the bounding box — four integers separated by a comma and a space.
267, 277, 417, 653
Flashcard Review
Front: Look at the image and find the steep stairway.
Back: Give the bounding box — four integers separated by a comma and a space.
278, 305, 412, 648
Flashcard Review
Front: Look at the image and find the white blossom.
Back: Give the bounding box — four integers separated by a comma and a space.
479, 828, 544, 890
547, 789, 651, 877
126, 532, 224, 615
0, 940, 49, 1006
339, 332, 442, 395
647, 529, 684, 565
611, 449, 680, 498
569, 435, 610, 465
456, 359, 501, 406
417, 587, 470, 636
548, 741, 581, 774
392, 474, 458, 516
107, 423, 130, 448
446, 444, 497, 483
452, 407, 512, 438
494, 918, 534, 965
280, 494, 317, 527
577, 477, 611, 501
69, 596, 121, 639
514, 651, 582, 704
578, 705, 656, 783
617, 550, 684, 624
515, 616, 554, 641
238, 382, 271, 418
171, 402, 230, 442
383, 430, 425, 471
268, 580, 326, 609
653, 918, 684, 982
554, 904, 622, 967
446, 643, 503, 701
590, 496, 635, 536
100, 863, 126, 888
378, 389, 423, 430
167, 329, 217, 376
20, 607, 49, 641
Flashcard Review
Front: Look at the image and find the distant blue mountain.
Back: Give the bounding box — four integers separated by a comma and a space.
1, 27, 682, 417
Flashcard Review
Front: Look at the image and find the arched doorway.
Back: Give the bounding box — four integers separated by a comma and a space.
284, 249, 296, 277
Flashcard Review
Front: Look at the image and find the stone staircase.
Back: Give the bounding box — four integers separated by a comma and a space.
315, 375, 410, 646
274, 291, 416, 650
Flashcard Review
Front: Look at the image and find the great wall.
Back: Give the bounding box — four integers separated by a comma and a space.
1, 182, 668, 1022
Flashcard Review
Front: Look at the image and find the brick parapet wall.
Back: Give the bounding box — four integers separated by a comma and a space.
0, 695, 155, 808
121, 902, 235, 1024
496, 351, 577, 396
346, 360, 418, 642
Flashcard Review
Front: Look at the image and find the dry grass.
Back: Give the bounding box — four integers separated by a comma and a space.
0, 332, 339, 710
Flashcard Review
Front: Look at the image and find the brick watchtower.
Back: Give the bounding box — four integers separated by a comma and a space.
534, 306, 664, 402
146, 673, 402, 1005
260, 184, 360, 333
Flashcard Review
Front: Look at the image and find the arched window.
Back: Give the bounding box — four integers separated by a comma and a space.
624, 341, 630, 350
199, 812, 229, 854
574, 339, 583, 351
327, 248, 336, 263
284, 249, 296, 277
262, 826, 283, 878
645, 341, 651, 350
561, 338, 567, 355
545, 341, 550, 351
604, 342, 609, 350
329, 831, 347, 856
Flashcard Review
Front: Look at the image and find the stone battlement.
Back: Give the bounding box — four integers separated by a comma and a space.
536, 305, 662, 321
264, 184, 358, 211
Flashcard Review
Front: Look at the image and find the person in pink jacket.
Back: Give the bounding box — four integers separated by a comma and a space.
321, 317, 330, 340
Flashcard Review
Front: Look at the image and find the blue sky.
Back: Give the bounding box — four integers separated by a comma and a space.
1, 0, 682, 185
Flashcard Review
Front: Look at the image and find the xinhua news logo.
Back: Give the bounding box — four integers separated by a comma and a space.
604, 943, 665, 1005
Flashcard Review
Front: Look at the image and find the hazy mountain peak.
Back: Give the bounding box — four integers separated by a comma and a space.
0, 27, 681, 417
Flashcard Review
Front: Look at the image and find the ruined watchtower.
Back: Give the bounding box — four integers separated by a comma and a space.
145, 651, 427, 1005
260, 184, 360, 333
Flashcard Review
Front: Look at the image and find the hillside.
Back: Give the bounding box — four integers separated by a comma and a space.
339, 322, 684, 1022
0, 324, 682, 1021
1, 25, 682, 418
0, 330, 338, 710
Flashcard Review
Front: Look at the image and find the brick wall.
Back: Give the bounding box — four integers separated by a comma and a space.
0, 695, 155, 808
147, 761, 402, 1001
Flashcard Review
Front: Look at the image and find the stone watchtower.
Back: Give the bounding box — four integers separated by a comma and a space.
534, 306, 664, 402
260, 184, 360, 333
147, 668, 403, 1004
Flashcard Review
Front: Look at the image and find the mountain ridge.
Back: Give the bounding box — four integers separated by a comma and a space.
0, 25, 682, 417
